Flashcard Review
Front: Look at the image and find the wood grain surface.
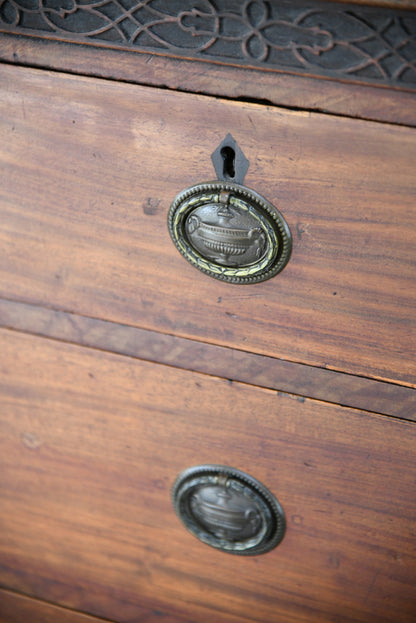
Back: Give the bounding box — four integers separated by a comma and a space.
0, 298, 415, 420
1, 35, 415, 128
1, 64, 415, 386
0, 589, 117, 623
1, 329, 415, 623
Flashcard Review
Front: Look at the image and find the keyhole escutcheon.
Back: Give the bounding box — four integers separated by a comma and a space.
221, 146, 236, 180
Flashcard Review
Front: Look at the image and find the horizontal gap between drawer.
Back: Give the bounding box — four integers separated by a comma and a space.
0, 586, 118, 623
0, 297, 414, 421
0, 35, 415, 128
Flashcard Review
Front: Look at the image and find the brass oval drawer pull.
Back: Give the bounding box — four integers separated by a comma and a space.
168, 135, 292, 284
172, 464, 286, 555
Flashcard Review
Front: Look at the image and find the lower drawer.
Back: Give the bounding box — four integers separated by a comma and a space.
0, 329, 415, 623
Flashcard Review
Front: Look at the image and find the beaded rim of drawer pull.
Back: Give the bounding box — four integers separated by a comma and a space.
172, 464, 286, 555
168, 181, 292, 284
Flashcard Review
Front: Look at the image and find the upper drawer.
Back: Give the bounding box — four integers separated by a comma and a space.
1, 64, 415, 385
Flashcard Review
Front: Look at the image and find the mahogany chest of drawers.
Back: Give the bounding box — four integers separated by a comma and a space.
0, 2, 415, 622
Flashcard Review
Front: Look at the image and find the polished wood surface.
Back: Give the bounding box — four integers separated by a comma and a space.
1, 329, 415, 623
1, 298, 415, 420
1, 20, 415, 620
0, 589, 116, 623
0, 34, 415, 128
0, 64, 415, 386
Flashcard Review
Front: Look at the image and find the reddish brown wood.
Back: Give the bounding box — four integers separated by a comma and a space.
0, 298, 414, 420
0, 589, 117, 623
1, 329, 415, 623
0, 35, 415, 127
0, 64, 415, 385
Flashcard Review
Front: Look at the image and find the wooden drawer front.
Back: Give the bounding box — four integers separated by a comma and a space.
1, 64, 415, 386
1, 329, 415, 623
0, 589, 115, 623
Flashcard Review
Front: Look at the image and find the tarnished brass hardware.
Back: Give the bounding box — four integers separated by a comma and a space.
168, 136, 291, 284
211, 133, 249, 184
172, 465, 286, 555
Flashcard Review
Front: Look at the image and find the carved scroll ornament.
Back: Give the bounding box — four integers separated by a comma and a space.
0, 0, 415, 88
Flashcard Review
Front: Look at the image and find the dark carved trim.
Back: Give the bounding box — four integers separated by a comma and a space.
0, 298, 415, 420
0, 1, 415, 89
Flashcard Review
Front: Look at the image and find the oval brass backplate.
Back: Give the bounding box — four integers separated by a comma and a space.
168, 181, 292, 284
172, 465, 286, 555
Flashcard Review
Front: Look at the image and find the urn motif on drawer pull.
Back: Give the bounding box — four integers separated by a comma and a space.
172, 465, 286, 555
168, 135, 292, 284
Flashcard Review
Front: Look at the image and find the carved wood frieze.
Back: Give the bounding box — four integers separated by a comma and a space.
0, 0, 415, 88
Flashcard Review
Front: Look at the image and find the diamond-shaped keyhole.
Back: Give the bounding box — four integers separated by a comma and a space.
221, 146, 236, 179
211, 134, 249, 184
